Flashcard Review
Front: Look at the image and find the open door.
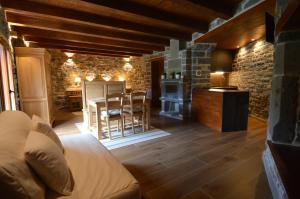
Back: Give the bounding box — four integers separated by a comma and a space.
151, 58, 164, 108
0, 44, 16, 111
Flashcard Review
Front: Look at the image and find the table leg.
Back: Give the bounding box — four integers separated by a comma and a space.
96, 104, 102, 140
88, 105, 92, 130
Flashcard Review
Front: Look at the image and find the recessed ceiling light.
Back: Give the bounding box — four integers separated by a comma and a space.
65, 52, 75, 58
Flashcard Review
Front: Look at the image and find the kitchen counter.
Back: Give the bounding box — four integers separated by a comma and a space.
192, 88, 249, 132
208, 88, 249, 93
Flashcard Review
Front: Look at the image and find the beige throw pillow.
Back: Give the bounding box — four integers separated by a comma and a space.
0, 111, 46, 199
0, 156, 46, 199
32, 115, 64, 152
24, 131, 73, 196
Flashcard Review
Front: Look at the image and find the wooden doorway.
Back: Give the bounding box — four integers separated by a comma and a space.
151, 58, 164, 108
0, 43, 16, 111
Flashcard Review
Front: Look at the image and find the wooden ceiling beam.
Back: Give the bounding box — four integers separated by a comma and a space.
194, 0, 275, 49
24, 36, 152, 54
1, 0, 192, 40
81, 0, 208, 31
6, 13, 169, 46
33, 43, 143, 57
14, 26, 164, 51
184, 0, 235, 18
61, 50, 128, 58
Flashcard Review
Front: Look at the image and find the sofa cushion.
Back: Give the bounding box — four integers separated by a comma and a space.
32, 115, 64, 152
25, 131, 73, 196
46, 134, 140, 199
0, 111, 45, 199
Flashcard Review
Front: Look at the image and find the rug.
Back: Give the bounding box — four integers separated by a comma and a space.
75, 123, 171, 150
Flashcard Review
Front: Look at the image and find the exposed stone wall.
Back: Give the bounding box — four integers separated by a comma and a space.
235, 0, 261, 15
48, 49, 149, 110
210, 73, 229, 87
229, 39, 274, 119
191, 43, 216, 89
0, 10, 8, 40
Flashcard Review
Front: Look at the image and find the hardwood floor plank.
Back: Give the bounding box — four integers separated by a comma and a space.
54, 111, 271, 199
201, 155, 263, 198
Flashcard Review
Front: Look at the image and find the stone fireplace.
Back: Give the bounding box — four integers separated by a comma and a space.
160, 79, 190, 119
160, 40, 191, 119
160, 39, 215, 119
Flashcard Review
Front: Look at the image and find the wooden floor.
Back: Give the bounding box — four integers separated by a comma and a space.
54, 110, 272, 199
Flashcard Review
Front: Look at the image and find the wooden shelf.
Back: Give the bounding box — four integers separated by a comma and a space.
194, 0, 275, 49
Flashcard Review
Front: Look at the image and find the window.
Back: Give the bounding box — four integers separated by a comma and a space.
0, 43, 16, 111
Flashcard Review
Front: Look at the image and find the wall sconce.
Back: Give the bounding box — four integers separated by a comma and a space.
254, 40, 263, 51
74, 77, 81, 87
118, 76, 125, 81
65, 58, 75, 66
123, 56, 133, 72
101, 73, 112, 81
86, 72, 96, 82
123, 63, 133, 72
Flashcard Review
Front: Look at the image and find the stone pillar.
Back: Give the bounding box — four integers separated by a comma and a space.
267, 31, 300, 143
262, 0, 300, 196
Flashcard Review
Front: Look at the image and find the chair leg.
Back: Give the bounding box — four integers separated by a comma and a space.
117, 120, 120, 133
121, 118, 124, 137
142, 114, 145, 132
123, 115, 125, 130
131, 115, 135, 134
106, 118, 112, 140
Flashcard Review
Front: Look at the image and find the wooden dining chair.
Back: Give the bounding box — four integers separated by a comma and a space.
123, 91, 146, 134
101, 93, 124, 139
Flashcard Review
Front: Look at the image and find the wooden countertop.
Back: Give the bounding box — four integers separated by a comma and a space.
193, 88, 249, 93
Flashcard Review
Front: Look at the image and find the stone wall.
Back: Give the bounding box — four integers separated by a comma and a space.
229, 39, 274, 119
235, 0, 261, 15
0, 7, 9, 40
48, 49, 149, 110
191, 43, 216, 89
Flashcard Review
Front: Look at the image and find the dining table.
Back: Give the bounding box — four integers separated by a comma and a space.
87, 96, 151, 139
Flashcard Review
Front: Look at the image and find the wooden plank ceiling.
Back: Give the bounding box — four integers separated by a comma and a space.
195, 0, 275, 49
1, 0, 242, 57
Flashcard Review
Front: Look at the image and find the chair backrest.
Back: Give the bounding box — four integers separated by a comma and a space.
129, 91, 146, 112
105, 93, 123, 114
106, 83, 124, 95
82, 80, 125, 109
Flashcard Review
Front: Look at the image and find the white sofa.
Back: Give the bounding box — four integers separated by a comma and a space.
0, 111, 141, 199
